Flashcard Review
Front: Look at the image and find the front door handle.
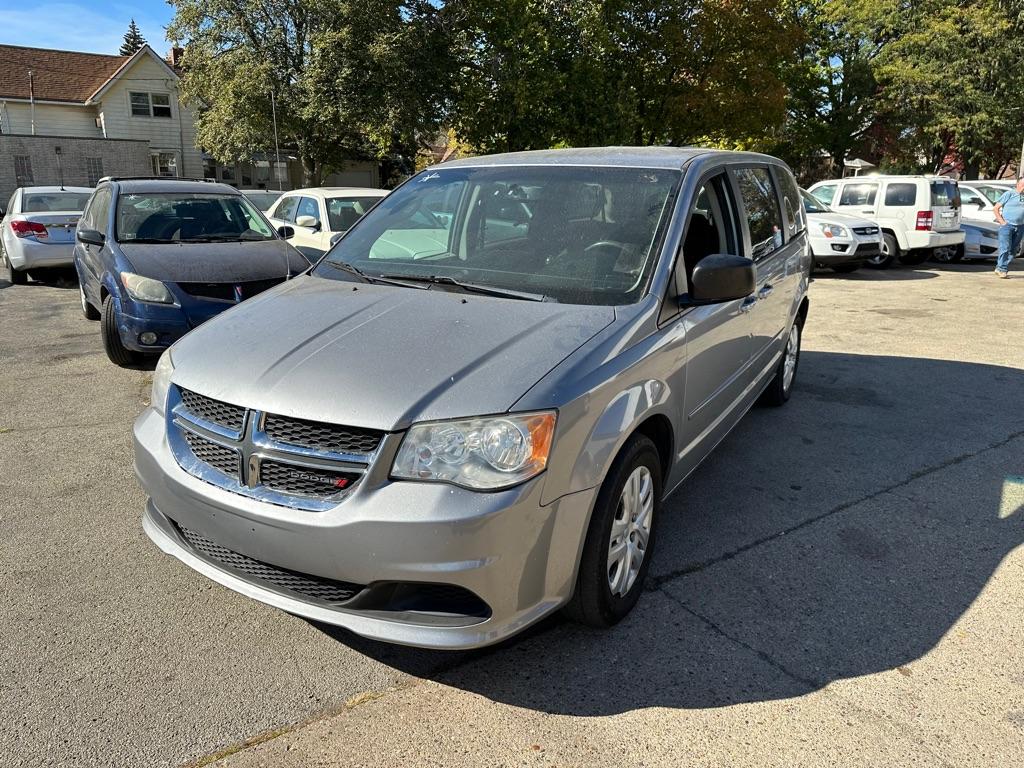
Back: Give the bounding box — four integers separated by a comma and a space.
758, 284, 774, 300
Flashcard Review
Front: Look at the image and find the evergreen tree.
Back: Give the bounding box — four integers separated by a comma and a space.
119, 19, 148, 56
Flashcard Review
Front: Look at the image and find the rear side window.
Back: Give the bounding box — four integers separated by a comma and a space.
273, 196, 298, 222
931, 180, 960, 208
884, 183, 917, 206
732, 167, 784, 261
774, 167, 804, 237
838, 183, 878, 206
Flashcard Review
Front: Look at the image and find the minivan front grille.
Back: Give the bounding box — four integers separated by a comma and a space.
178, 388, 245, 432
259, 459, 363, 498
182, 429, 241, 479
176, 523, 365, 604
177, 277, 285, 303
262, 414, 383, 455
169, 385, 381, 511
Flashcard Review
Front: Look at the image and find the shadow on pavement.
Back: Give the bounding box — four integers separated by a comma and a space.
317, 351, 1024, 713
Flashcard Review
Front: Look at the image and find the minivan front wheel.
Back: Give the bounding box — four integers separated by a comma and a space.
101, 295, 138, 366
564, 434, 662, 628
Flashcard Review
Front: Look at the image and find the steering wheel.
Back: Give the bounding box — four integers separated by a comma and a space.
584, 240, 628, 256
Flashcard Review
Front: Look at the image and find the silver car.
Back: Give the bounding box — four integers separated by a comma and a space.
1, 186, 93, 284
135, 148, 811, 649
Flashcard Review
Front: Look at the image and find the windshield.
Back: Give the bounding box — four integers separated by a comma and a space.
801, 190, 830, 214
326, 197, 380, 232
116, 193, 276, 243
23, 192, 92, 212
313, 166, 680, 305
241, 191, 282, 211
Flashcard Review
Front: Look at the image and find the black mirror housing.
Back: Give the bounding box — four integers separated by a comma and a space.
76, 228, 105, 246
681, 253, 756, 306
277, 225, 295, 239
329, 232, 344, 247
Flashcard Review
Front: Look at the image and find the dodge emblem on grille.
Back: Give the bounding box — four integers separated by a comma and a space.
291, 470, 349, 489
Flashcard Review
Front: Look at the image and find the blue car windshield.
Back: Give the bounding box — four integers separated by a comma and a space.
116, 193, 276, 243
314, 166, 680, 306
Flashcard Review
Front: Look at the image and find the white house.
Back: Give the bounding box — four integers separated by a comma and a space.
0, 43, 379, 199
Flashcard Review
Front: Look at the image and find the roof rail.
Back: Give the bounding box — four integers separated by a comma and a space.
97, 176, 218, 183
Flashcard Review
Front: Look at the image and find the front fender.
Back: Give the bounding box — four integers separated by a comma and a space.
541, 378, 673, 506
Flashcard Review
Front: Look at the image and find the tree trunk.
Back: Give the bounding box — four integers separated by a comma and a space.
962, 160, 979, 181
301, 155, 320, 187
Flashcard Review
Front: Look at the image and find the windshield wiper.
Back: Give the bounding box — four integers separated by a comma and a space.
323, 260, 428, 289
376, 273, 547, 302
121, 237, 176, 244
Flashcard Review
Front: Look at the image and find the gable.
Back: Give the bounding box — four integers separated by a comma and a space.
0, 44, 126, 103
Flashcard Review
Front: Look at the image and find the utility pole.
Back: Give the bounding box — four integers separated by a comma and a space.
28, 70, 35, 135
270, 89, 283, 191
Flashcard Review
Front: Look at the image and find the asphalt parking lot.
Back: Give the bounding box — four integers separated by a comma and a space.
1, 263, 1022, 767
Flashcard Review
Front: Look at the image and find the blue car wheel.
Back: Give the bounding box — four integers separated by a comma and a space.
101, 295, 138, 367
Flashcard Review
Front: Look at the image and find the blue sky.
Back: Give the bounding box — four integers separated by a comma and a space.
0, 1, 175, 55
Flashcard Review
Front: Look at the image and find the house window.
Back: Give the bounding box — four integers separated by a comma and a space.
130, 91, 172, 119
220, 165, 236, 182
14, 156, 33, 185
151, 153, 177, 177
86, 157, 104, 185
203, 159, 217, 180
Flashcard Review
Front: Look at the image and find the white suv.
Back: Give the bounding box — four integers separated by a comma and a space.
807, 176, 964, 268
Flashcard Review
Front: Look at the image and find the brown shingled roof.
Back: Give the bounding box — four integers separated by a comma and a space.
0, 44, 128, 103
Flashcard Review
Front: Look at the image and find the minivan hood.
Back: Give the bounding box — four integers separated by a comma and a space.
119, 240, 309, 283
169, 275, 615, 430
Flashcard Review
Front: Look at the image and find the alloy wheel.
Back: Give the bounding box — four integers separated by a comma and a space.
783, 324, 800, 392
607, 465, 653, 597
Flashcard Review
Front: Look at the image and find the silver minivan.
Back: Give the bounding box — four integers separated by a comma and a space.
135, 148, 811, 649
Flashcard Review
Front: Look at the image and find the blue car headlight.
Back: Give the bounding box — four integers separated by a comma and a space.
121, 272, 174, 304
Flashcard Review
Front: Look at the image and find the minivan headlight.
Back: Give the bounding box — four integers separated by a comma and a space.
151, 349, 174, 415
817, 222, 849, 239
391, 412, 556, 490
121, 272, 174, 304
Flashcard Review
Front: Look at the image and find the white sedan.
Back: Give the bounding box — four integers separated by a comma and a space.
801, 189, 883, 272
957, 184, 998, 223
1, 186, 93, 285
267, 187, 388, 259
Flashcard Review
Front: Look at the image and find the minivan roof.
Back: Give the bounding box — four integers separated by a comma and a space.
437, 146, 784, 171
112, 179, 241, 195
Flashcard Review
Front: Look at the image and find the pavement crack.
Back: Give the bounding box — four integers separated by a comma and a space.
657, 585, 822, 691
648, 428, 1024, 590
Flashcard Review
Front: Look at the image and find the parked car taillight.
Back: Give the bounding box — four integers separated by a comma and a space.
915, 211, 934, 231
10, 220, 48, 239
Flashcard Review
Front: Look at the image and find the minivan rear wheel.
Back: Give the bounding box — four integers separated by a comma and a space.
563, 434, 662, 628
760, 320, 801, 406
101, 295, 138, 366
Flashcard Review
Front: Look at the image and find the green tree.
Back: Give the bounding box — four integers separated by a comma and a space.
450, 0, 798, 153
119, 18, 148, 56
168, 0, 453, 186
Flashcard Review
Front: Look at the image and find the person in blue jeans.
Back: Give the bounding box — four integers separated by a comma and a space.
992, 177, 1024, 277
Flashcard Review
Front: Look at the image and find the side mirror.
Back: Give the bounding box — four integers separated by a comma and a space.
329, 232, 344, 247
977, 200, 986, 208
277, 225, 295, 239
76, 228, 105, 246
681, 254, 756, 305
295, 215, 320, 231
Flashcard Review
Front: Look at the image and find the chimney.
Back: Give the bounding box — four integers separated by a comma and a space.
167, 47, 184, 68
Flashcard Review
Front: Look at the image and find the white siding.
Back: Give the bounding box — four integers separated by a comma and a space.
0, 101, 102, 138
96, 54, 203, 178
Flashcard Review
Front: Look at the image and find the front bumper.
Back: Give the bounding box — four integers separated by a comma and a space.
134, 407, 596, 649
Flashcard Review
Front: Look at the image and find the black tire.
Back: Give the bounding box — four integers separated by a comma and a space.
868, 234, 898, 269
5, 251, 27, 284
79, 280, 100, 320
563, 434, 662, 628
101, 295, 137, 366
932, 245, 963, 264
898, 249, 930, 266
831, 263, 860, 274
760, 318, 802, 406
